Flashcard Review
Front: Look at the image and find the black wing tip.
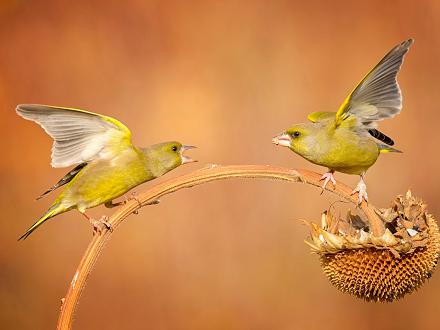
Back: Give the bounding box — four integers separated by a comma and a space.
35, 187, 56, 200
368, 129, 395, 146
404, 38, 414, 45
16, 104, 43, 115
35, 193, 46, 201
16, 104, 62, 115
386, 39, 414, 59
398, 38, 414, 52
16, 103, 48, 109
15, 104, 26, 114
16, 104, 36, 110
18, 231, 31, 241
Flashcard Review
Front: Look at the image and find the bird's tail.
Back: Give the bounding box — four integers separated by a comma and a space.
378, 144, 402, 153
18, 203, 65, 240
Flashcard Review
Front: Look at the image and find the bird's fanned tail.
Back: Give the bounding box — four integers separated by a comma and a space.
18, 203, 64, 240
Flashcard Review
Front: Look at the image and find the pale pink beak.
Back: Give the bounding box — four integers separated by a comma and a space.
272, 133, 291, 147
181, 145, 197, 164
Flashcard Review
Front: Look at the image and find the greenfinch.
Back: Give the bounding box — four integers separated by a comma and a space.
272, 39, 413, 203
17, 104, 196, 240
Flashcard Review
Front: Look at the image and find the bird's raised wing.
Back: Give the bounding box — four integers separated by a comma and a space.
16, 104, 133, 168
335, 39, 413, 128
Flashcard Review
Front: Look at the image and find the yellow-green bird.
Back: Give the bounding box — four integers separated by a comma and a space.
272, 39, 413, 203
17, 104, 196, 240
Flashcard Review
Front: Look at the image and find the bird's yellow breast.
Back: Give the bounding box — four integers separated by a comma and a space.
292, 124, 380, 175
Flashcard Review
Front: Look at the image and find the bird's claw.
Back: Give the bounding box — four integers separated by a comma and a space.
105, 193, 160, 217
124, 192, 142, 206
119, 192, 142, 214
125, 193, 160, 215
91, 215, 113, 235
351, 182, 368, 205
319, 171, 336, 192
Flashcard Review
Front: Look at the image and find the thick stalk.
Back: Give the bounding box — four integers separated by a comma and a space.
56, 165, 384, 329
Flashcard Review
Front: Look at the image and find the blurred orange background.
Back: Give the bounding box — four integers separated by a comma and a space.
1, 0, 440, 329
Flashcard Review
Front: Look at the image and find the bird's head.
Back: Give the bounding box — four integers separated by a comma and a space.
272, 124, 314, 156
145, 142, 197, 176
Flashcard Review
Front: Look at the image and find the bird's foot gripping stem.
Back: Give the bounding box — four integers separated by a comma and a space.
125, 192, 142, 207
104, 192, 160, 216
104, 192, 143, 208
91, 215, 113, 235
351, 176, 368, 205
125, 192, 160, 215
319, 171, 336, 192
81, 212, 113, 235
124, 192, 158, 214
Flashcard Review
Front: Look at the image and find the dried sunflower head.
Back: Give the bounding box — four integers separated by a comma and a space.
305, 191, 440, 302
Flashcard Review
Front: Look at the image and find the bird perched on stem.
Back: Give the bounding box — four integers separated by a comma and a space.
272, 39, 413, 203
16, 104, 196, 240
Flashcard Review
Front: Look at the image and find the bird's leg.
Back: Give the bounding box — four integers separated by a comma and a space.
79, 211, 113, 235
104, 200, 123, 208
319, 170, 336, 192
104, 192, 148, 209
115, 192, 143, 214
351, 173, 368, 205
105, 193, 160, 216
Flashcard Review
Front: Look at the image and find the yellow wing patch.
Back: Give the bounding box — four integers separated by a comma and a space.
307, 111, 335, 123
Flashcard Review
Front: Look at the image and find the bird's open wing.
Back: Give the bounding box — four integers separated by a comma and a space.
16, 104, 133, 168
335, 39, 413, 128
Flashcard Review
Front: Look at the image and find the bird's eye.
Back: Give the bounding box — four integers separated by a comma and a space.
292, 131, 301, 138
172, 146, 178, 152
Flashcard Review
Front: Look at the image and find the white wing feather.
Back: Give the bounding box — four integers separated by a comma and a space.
336, 39, 413, 127
16, 104, 133, 168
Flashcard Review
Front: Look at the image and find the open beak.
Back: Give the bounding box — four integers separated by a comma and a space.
272, 133, 292, 148
181, 145, 197, 164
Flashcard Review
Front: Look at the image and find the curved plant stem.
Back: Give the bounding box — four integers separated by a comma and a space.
56, 164, 384, 329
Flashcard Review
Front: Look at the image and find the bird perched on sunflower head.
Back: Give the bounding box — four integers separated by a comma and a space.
273, 39, 413, 203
